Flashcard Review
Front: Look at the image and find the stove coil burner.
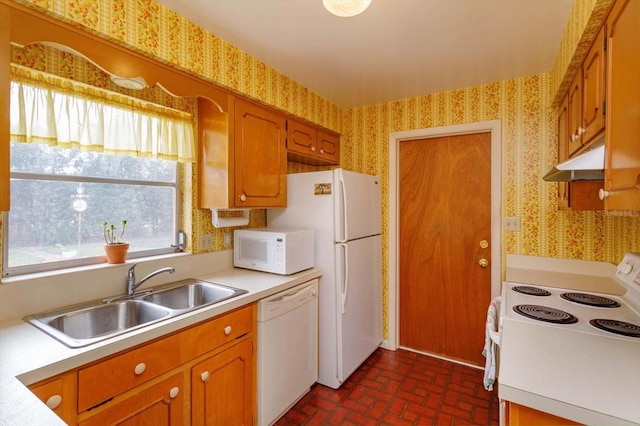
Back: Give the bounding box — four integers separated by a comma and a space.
512, 286, 552, 296
560, 292, 621, 308
513, 304, 578, 324
590, 319, 640, 338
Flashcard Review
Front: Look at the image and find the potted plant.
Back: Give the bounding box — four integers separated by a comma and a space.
102, 220, 129, 264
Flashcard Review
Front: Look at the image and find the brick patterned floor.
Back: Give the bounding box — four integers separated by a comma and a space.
276, 348, 500, 426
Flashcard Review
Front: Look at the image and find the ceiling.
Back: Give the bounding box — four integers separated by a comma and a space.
156, 0, 574, 109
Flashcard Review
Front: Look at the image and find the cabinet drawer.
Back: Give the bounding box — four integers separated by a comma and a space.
78, 304, 254, 412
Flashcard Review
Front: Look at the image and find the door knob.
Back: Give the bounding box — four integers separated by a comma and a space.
479, 240, 489, 249
479, 258, 489, 268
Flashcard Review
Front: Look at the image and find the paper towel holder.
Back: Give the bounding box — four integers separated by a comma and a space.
210, 208, 250, 228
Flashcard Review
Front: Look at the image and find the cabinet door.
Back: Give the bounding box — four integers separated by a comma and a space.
29, 372, 77, 425
287, 119, 317, 157
567, 72, 583, 156
604, 0, 640, 210
192, 338, 254, 426
582, 25, 606, 144
79, 373, 184, 426
317, 130, 340, 164
557, 96, 570, 209
507, 401, 580, 426
235, 99, 287, 208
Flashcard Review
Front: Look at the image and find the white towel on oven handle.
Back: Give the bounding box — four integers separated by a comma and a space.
482, 296, 501, 391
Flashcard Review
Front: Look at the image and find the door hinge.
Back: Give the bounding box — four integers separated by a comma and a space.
602, 101, 606, 115
604, 35, 607, 51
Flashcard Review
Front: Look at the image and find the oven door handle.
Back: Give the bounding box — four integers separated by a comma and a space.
487, 296, 501, 346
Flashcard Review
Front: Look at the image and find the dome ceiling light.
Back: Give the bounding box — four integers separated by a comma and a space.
323, 0, 372, 17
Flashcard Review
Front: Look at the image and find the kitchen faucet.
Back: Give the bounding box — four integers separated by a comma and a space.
126, 263, 175, 295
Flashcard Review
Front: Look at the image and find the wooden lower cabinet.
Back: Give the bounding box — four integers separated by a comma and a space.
28, 304, 256, 425
191, 337, 255, 426
78, 373, 184, 425
506, 401, 582, 426
29, 371, 77, 425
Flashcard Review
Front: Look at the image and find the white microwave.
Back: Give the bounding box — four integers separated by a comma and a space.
234, 228, 314, 275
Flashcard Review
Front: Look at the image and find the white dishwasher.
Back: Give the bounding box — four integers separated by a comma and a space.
258, 279, 319, 426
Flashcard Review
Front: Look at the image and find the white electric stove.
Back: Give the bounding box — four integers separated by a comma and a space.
496, 253, 640, 425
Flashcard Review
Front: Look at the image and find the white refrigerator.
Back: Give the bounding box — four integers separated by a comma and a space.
267, 168, 382, 389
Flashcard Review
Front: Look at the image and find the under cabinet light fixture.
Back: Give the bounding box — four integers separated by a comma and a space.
323, 0, 371, 17
110, 75, 148, 90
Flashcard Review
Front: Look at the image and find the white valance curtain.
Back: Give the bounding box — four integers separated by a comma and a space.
9, 65, 195, 163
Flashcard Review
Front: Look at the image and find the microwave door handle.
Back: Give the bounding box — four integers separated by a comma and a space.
338, 243, 349, 314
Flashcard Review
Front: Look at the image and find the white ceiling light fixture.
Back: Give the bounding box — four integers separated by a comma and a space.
323, 0, 371, 17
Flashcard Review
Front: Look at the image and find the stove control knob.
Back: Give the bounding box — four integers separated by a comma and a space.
617, 262, 633, 275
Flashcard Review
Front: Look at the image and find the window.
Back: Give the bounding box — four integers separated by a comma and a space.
3, 143, 180, 276
3, 71, 195, 276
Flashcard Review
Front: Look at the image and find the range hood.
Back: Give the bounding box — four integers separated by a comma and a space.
543, 141, 605, 182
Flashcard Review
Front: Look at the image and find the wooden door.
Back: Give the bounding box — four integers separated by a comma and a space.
399, 133, 491, 366
235, 99, 287, 208
191, 338, 254, 426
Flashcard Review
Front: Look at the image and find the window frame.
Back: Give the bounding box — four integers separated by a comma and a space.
2, 163, 183, 277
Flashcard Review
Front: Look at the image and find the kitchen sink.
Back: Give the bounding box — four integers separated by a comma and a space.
143, 280, 246, 310
48, 300, 171, 340
24, 279, 248, 348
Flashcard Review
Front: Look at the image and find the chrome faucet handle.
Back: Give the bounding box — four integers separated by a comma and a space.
126, 263, 138, 295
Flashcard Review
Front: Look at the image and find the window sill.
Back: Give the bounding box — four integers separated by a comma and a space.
1, 252, 192, 285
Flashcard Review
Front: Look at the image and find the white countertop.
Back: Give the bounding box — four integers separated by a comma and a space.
500, 254, 640, 425
0, 267, 322, 426
499, 319, 640, 426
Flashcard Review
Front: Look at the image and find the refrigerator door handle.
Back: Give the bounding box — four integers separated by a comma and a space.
337, 243, 349, 314
337, 173, 348, 242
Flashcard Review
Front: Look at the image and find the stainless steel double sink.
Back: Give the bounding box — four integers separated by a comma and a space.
24, 279, 248, 348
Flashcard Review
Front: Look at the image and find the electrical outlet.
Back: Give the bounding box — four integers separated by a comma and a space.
199, 234, 213, 250
223, 232, 232, 247
503, 216, 521, 232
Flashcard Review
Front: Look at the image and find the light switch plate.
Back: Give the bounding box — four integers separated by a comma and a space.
223, 232, 232, 247
503, 217, 521, 232
199, 234, 213, 250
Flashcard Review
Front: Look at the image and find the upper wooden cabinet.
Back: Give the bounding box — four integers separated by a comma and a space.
234, 99, 287, 208
566, 25, 606, 157
581, 25, 606, 145
556, 95, 570, 210
603, 0, 640, 210
287, 119, 340, 166
567, 72, 584, 156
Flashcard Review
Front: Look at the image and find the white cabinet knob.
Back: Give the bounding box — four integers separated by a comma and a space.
201, 371, 210, 382
224, 325, 232, 335
578, 126, 586, 135
599, 188, 610, 200
134, 362, 146, 375
311, 145, 316, 152
320, 148, 324, 154
239, 193, 246, 202
169, 387, 179, 399
45, 395, 62, 410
